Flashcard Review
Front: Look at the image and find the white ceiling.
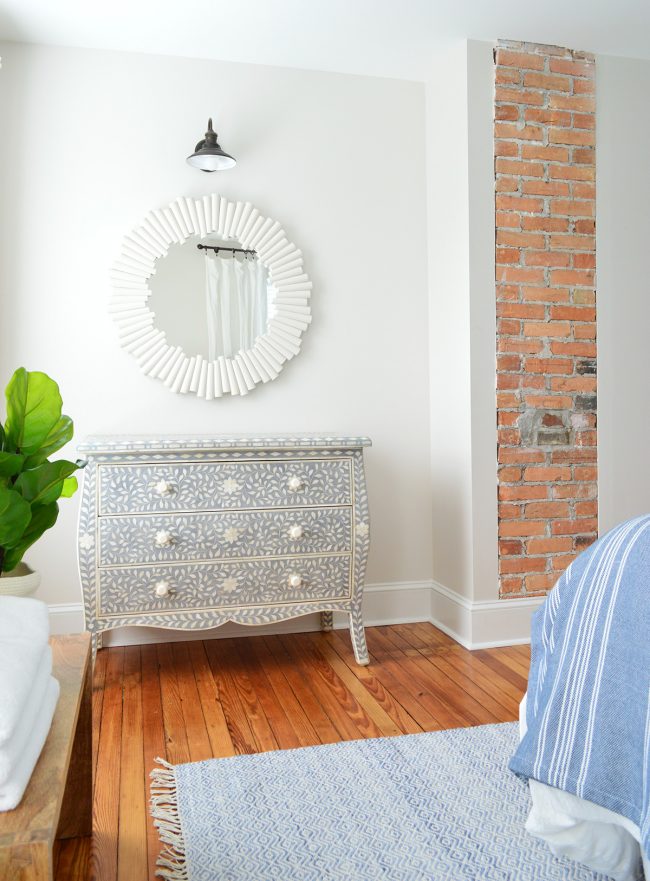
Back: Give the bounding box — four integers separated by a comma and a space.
0, 0, 649, 81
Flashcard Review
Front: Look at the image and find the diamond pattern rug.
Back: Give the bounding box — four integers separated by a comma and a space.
150, 722, 610, 880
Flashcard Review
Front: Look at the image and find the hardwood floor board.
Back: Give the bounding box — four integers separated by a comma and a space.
306, 633, 406, 738
426, 647, 523, 717
117, 647, 147, 881
264, 636, 342, 745
55, 835, 91, 881
170, 642, 213, 762
497, 646, 532, 679
187, 642, 236, 758
423, 650, 518, 723
210, 638, 279, 752
396, 652, 487, 727
140, 645, 167, 881
90, 647, 124, 881
91, 648, 108, 799
157, 643, 192, 765
281, 633, 383, 740
326, 631, 423, 735
473, 649, 529, 694
203, 638, 259, 755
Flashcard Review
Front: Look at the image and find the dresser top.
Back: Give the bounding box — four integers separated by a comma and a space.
78, 434, 372, 454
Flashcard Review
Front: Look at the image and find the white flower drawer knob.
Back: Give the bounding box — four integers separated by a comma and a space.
287, 476, 304, 492
153, 479, 174, 497
154, 529, 174, 548
288, 574, 303, 589
154, 579, 172, 598
287, 525, 304, 540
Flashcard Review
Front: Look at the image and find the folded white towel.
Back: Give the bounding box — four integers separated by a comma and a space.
0, 651, 52, 786
0, 596, 49, 645
0, 643, 52, 746
0, 675, 60, 811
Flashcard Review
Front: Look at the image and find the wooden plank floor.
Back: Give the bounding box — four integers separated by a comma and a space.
57, 623, 530, 881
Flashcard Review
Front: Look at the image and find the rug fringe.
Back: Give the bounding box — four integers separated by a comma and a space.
149, 758, 189, 881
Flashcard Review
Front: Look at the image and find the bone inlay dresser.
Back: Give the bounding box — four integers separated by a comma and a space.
77, 435, 371, 662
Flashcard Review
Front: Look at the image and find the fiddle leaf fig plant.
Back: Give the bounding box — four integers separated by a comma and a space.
0, 368, 83, 574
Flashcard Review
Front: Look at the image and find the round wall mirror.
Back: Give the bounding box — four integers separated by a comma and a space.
109, 195, 312, 398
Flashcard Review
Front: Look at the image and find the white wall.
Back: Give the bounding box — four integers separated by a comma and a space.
0, 42, 432, 608
596, 54, 650, 532
426, 40, 497, 603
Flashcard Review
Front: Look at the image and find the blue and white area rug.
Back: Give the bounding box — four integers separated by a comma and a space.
150, 722, 610, 881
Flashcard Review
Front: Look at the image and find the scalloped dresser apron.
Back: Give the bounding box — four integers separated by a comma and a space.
77, 436, 371, 663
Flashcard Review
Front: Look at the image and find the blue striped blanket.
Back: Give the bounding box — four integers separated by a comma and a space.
509, 514, 650, 862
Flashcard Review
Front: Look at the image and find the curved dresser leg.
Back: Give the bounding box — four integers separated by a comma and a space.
321, 611, 334, 632
349, 605, 369, 666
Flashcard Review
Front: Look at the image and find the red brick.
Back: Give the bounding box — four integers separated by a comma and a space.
496, 267, 546, 284
523, 72, 572, 91
494, 123, 544, 141
498, 465, 522, 482
497, 302, 546, 320
549, 128, 595, 147
501, 576, 525, 595
495, 104, 520, 121
495, 140, 521, 158
523, 321, 571, 337
574, 466, 598, 481
499, 539, 524, 556
496, 247, 521, 264
496, 67, 523, 85
496, 158, 545, 177
549, 234, 595, 250
496, 50, 546, 70
575, 323, 596, 339
521, 287, 570, 303
524, 108, 572, 127
551, 517, 598, 535
573, 182, 596, 199
553, 483, 597, 499
524, 250, 571, 267
522, 216, 569, 232
525, 573, 558, 592
550, 376, 597, 392
497, 230, 546, 248
549, 269, 594, 286
525, 501, 570, 518
496, 284, 520, 301
496, 210, 521, 228
550, 305, 596, 321
527, 536, 573, 554
524, 466, 572, 482
524, 394, 573, 409
495, 87, 546, 106
573, 148, 595, 165
549, 58, 594, 77
549, 164, 595, 181
522, 144, 569, 162
499, 502, 522, 519
573, 113, 595, 130
497, 354, 522, 371
525, 357, 573, 374
500, 556, 548, 574
549, 199, 595, 217
498, 449, 545, 464
552, 553, 578, 570
522, 180, 570, 197
496, 195, 545, 213
548, 94, 595, 112
499, 520, 546, 538
499, 484, 549, 501
550, 341, 596, 356
551, 448, 597, 463
576, 500, 598, 517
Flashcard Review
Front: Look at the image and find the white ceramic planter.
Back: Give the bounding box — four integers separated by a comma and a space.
0, 563, 41, 597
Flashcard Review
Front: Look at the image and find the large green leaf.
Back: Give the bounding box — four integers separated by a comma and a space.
13, 459, 81, 507
0, 452, 25, 478
60, 475, 78, 498
4, 369, 63, 456
23, 415, 74, 468
0, 485, 32, 548
2, 502, 58, 572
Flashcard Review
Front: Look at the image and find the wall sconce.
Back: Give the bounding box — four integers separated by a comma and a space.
186, 118, 236, 172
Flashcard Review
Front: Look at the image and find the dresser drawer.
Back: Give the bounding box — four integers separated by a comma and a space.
98, 458, 352, 515
98, 506, 353, 566
97, 554, 352, 616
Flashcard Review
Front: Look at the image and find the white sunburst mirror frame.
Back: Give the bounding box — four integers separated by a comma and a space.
109, 195, 312, 398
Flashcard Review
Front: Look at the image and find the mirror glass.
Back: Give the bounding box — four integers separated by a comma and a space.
148, 235, 275, 359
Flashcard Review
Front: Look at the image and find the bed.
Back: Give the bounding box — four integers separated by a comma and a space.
509, 515, 650, 881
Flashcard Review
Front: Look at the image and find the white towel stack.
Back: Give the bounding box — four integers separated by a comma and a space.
0, 596, 60, 811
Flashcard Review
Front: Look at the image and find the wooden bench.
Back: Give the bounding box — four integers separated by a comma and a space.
0, 634, 92, 880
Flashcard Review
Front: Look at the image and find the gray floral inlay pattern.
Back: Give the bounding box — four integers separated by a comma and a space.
98, 458, 352, 515
99, 554, 351, 615
78, 437, 371, 664
99, 507, 352, 566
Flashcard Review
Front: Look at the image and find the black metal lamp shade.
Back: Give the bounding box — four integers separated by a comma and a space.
186, 118, 236, 172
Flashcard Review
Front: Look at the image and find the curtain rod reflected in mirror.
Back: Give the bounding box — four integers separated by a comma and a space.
197, 244, 257, 258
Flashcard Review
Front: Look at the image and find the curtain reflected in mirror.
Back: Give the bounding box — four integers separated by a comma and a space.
148, 235, 274, 359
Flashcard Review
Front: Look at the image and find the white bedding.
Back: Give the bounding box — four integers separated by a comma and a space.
519, 694, 649, 881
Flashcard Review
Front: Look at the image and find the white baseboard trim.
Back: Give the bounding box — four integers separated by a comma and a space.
47, 578, 542, 650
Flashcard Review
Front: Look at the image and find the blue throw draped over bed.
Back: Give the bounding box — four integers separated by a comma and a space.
509, 514, 650, 863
